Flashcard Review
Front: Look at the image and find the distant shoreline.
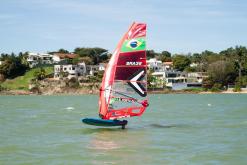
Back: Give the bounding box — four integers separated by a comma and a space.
1, 89, 247, 95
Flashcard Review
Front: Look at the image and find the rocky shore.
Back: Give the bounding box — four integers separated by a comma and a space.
1, 88, 247, 95
1, 78, 247, 95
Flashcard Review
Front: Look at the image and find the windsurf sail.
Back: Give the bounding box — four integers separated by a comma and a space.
99, 22, 148, 120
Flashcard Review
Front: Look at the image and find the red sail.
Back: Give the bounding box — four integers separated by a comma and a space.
99, 22, 148, 120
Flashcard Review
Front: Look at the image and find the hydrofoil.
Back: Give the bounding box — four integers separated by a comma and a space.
82, 118, 128, 129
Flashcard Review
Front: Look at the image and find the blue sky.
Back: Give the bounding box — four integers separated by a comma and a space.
1, 0, 247, 54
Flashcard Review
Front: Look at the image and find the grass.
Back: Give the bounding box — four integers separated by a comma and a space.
0, 67, 53, 90
182, 88, 207, 92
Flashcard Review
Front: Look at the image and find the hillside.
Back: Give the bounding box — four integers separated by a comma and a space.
0, 67, 53, 90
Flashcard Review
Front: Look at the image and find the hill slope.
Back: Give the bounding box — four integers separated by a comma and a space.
0, 67, 53, 90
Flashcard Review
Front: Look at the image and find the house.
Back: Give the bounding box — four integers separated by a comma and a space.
52, 53, 78, 63
54, 62, 86, 79
0, 61, 3, 65
163, 61, 173, 70
152, 70, 203, 90
165, 72, 204, 90
27, 52, 54, 67
187, 72, 208, 83
86, 65, 99, 75
147, 58, 163, 71
84, 63, 106, 76
98, 63, 107, 71
190, 63, 198, 67
164, 71, 183, 87
152, 70, 182, 88
149, 72, 165, 88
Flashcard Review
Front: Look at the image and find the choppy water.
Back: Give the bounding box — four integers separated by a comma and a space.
0, 94, 247, 164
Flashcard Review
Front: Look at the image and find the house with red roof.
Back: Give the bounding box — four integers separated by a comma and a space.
53, 53, 79, 63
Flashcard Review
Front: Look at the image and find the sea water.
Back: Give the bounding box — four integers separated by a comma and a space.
0, 94, 247, 164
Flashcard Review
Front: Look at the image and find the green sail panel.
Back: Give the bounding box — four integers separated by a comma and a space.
121, 37, 146, 52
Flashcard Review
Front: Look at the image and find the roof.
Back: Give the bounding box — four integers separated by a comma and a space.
54, 53, 78, 59
163, 61, 173, 65
147, 58, 162, 63
28, 52, 53, 57
99, 63, 107, 66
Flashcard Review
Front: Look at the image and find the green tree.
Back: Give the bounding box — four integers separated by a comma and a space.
19, 52, 29, 67
234, 46, 247, 84
207, 60, 236, 86
172, 55, 191, 71
94, 70, 104, 82
219, 47, 235, 58
202, 77, 214, 89
161, 51, 171, 57
158, 51, 172, 62
74, 47, 108, 64
0, 53, 28, 79
146, 50, 157, 59
190, 53, 202, 63
58, 48, 69, 54
219, 46, 247, 84
33, 68, 46, 80
79, 56, 93, 65
71, 57, 80, 65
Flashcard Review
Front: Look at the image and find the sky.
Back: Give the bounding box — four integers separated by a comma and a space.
1, 0, 247, 54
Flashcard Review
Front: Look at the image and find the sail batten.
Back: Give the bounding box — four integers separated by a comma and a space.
99, 22, 148, 120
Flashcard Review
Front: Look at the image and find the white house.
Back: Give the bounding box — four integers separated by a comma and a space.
98, 63, 107, 71
163, 61, 173, 70
190, 63, 198, 67
86, 65, 100, 75
0, 61, 3, 65
54, 62, 86, 79
147, 58, 163, 71
27, 52, 53, 67
151, 66, 206, 90
187, 72, 208, 83
152, 70, 181, 88
151, 70, 203, 90
164, 72, 204, 90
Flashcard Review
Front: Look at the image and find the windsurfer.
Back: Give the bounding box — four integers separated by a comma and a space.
98, 22, 148, 120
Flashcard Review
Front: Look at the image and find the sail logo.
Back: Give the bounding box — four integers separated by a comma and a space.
126, 61, 142, 66
121, 37, 145, 52
127, 69, 147, 97
127, 39, 142, 49
111, 97, 136, 103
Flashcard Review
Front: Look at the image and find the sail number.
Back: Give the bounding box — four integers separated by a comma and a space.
126, 61, 142, 66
